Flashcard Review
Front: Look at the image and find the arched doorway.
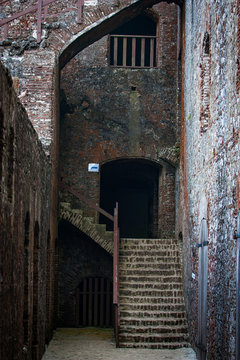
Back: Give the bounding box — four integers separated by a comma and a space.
100, 159, 161, 238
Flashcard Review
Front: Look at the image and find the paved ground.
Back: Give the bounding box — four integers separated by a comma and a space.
42, 328, 197, 360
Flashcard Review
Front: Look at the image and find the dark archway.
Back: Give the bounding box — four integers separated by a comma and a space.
100, 159, 161, 238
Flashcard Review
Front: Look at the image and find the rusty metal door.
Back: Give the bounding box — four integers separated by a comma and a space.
75, 277, 113, 327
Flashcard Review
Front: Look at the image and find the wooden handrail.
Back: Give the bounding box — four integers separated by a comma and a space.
59, 181, 114, 222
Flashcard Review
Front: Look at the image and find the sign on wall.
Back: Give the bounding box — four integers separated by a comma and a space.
88, 163, 99, 172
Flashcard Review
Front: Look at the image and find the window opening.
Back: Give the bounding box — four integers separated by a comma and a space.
109, 14, 157, 68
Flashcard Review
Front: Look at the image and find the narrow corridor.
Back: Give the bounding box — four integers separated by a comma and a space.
42, 328, 197, 360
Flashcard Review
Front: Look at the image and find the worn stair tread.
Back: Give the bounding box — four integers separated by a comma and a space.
118, 342, 190, 349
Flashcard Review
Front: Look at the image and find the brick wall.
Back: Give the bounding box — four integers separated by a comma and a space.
59, 2, 180, 236
180, 1, 239, 358
0, 62, 53, 360
57, 220, 113, 326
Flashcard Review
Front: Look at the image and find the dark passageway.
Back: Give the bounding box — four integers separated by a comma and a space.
100, 159, 160, 238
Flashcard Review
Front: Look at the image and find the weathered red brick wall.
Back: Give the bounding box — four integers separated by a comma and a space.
179, 1, 239, 358
59, 2, 180, 236
0, 62, 53, 360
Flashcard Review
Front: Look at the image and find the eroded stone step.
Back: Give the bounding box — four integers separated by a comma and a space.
120, 317, 188, 327
120, 296, 185, 304
119, 282, 184, 290
119, 325, 189, 335
119, 275, 183, 283
120, 309, 187, 318
119, 250, 180, 257
118, 333, 189, 344
120, 303, 186, 312
119, 262, 182, 270
118, 341, 190, 349
119, 269, 182, 277
120, 245, 180, 252
120, 289, 184, 297
119, 256, 181, 264
120, 238, 178, 245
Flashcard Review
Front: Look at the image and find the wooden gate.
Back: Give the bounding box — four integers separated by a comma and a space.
75, 277, 113, 327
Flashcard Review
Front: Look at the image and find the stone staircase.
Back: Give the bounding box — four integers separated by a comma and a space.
118, 238, 189, 349
59, 202, 113, 254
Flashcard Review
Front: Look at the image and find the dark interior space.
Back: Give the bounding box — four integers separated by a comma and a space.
58, 220, 113, 327
109, 14, 157, 67
100, 159, 160, 238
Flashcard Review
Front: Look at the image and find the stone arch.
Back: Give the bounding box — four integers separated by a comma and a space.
99, 157, 176, 238
58, 0, 183, 69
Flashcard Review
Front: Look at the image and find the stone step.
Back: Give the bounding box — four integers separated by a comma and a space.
120, 309, 187, 319
119, 262, 182, 270
120, 289, 184, 297
120, 238, 178, 245
119, 275, 183, 283
118, 341, 190, 349
120, 296, 185, 304
119, 269, 182, 277
119, 325, 189, 335
120, 244, 180, 251
119, 250, 180, 257
120, 317, 188, 327
120, 303, 186, 312
118, 333, 189, 344
119, 256, 181, 264
119, 282, 184, 291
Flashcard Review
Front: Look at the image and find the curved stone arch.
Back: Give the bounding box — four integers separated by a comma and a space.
99, 155, 177, 171
58, 0, 183, 69
99, 156, 176, 238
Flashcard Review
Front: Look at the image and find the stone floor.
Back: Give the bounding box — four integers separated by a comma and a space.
42, 328, 197, 360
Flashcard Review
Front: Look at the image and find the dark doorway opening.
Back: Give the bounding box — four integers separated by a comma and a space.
100, 159, 160, 238
75, 277, 113, 328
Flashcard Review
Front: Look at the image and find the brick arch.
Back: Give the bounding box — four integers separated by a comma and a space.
58, 0, 183, 69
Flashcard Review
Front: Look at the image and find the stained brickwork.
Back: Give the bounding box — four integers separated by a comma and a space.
180, 1, 240, 358
57, 220, 113, 327
0, 62, 53, 360
59, 2, 179, 237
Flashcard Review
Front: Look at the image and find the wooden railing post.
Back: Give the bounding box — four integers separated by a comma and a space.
113, 202, 119, 346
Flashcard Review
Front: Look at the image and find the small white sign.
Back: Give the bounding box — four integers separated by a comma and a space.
84, 0, 98, 6
88, 163, 99, 172
192, 273, 196, 280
